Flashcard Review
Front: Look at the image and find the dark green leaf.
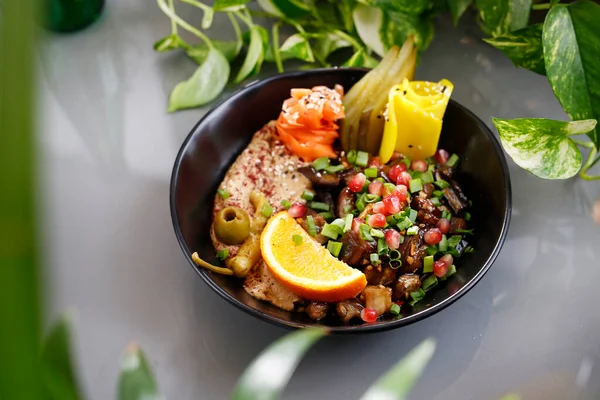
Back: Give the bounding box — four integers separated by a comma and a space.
213, 0, 249, 12
41, 315, 83, 400
235, 26, 265, 84
507, 0, 532, 31
186, 40, 242, 64
360, 339, 436, 400
475, 0, 531, 35
257, 0, 310, 18
543, 2, 600, 148
484, 23, 545, 75
231, 328, 326, 400
343, 49, 379, 67
153, 33, 186, 52
338, 0, 356, 32
380, 10, 435, 51
169, 47, 230, 111
313, 32, 352, 63
493, 117, 596, 179
279, 33, 315, 62
118, 344, 161, 400
389, 0, 429, 14
448, 0, 473, 25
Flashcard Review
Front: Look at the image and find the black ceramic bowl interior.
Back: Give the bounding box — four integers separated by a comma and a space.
170, 68, 511, 333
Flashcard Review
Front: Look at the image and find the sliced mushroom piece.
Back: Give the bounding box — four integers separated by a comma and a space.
336, 298, 364, 324
449, 217, 467, 233
306, 302, 329, 321
298, 166, 340, 188
337, 187, 355, 218
393, 274, 421, 301
361, 285, 392, 315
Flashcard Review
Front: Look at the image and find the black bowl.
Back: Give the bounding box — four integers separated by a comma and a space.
170, 68, 511, 333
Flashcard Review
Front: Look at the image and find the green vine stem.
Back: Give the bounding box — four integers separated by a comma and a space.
532, 3, 551, 10
574, 139, 600, 180
157, 0, 214, 48
272, 22, 284, 73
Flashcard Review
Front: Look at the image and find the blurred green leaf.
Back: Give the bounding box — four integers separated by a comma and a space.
153, 33, 186, 52
231, 328, 327, 400
202, 7, 215, 29
169, 47, 230, 111
235, 26, 265, 83
475, 0, 531, 35
360, 339, 436, 400
343, 48, 379, 67
313, 32, 352, 64
187, 40, 242, 64
484, 23, 545, 75
0, 0, 45, 399
118, 344, 162, 400
448, 0, 473, 25
213, 0, 249, 12
280, 33, 315, 63
41, 315, 83, 400
380, 10, 435, 51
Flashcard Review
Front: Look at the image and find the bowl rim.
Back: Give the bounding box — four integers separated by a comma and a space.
169, 67, 512, 334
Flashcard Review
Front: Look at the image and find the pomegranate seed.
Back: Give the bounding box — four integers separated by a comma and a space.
368, 213, 386, 228
388, 164, 407, 183
369, 156, 382, 167
287, 203, 307, 218
436, 218, 450, 234
394, 300, 404, 306
352, 217, 364, 233
396, 171, 412, 186
435, 149, 450, 165
385, 229, 401, 249
392, 185, 408, 202
439, 254, 454, 268
448, 281, 460, 295
411, 159, 428, 172
383, 196, 401, 215
368, 180, 383, 196
348, 173, 366, 193
424, 228, 443, 245
361, 307, 378, 323
433, 260, 449, 278
373, 201, 386, 214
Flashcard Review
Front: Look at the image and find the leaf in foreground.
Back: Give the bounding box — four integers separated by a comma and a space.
448, 0, 473, 25
360, 338, 436, 400
186, 40, 242, 64
484, 24, 545, 75
118, 343, 162, 400
231, 328, 327, 400
168, 47, 230, 112
543, 2, 600, 148
41, 315, 83, 400
493, 118, 596, 179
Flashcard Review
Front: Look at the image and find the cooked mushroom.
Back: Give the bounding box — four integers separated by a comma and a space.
443, 187, 468, 214
336, 298, 364, 324
361, 285, 392, 315
449, 217, 467, 233
365, 265, 383, 285
398, 234, 426, 273
306, 302, 329, 321
393, 274, 421, 300
298, 166, 340, 188
337, 187, 355, 218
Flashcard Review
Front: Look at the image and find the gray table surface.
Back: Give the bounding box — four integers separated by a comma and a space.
38, 1, 600, 399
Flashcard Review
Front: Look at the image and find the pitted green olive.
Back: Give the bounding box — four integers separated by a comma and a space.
214, 207, 250, 245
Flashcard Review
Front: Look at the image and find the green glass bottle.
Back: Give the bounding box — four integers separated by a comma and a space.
44, 0, 105, 33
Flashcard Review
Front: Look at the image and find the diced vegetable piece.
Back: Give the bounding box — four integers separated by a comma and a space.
324, 164, 344, 173
313, 157, 330, 171
370, 228, 385, 238
365, 167, 378, 178
321, 223, 341, 240
408, 208, 418, 222
347, 150, 357, 164
281, 199, 291, 209
409, 178, 423, 193
420, 170, 434, 184
446, 153, 459, 167
390, 303, 401, 315
406, 226, 419, 235
327, 241, 343, 257
422, 275, 438, 291
377, 237, 389, 254
216, 249, 229, 260
370, 253, 380, 264
301, 190, 315, 201
218, 189, 230, 199
319, 211, 334, 221
356, 151, 369, 167
292, 234, 303, 246
261, 203, 273, 217
438, 234, 448, 252
434, 179, 450, 189
343, 214, 354, 232
310, 201, 330, 211
359, 223, 374, 241
423, 255, 434, 273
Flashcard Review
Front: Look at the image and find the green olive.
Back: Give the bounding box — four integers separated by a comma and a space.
214, 207, 251, 245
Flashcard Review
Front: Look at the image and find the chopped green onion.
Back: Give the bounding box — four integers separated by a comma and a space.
409, 288, 426, 305
343, 214, 353, 232
218, 189, 230, 199
321, 223, 341, 240
301, 190, 315, 201
324, 164, 344, 174
456, 229, 474, 235
406, 226, 419, 235
438, 235, 448, 252
347, 149, 357, 165
421, 170, 434, 184
465, 212, 471, 221
448, 235, 462, 248
390, 303, 401, 315
281, 199, 291, 209
356, 151, 369, 167
365, 167, 378, 178
441, 210, 452, 220
408, 208, 418, 223
319, 211, 334, 222
306, 215, 317, 237
377, 237, 389, 254
440, 265, 457, 281
216, 249, 229, 260
399, 235, 405, 244
433, 190, 444, 197
355, 194, 367, 212
365, 194, 381, 203
464, 246, 474, 254
361, 180, 370, 192
327, 241, 343, 257
261, 202, 273, 217
447, 248, 460, 257
359, 224, 374, 241
331, 218, 346, 231
428, 163, 435, 172
435, 179, 450, 189
371, 229, 384, 238
310, 201, 330, 211
292, 234, 303, 246
397, 217, 413, 231
446, 154, 460, 167
401, 158, 411, 168
409, 178, 423, 193
313, 157, 330, 171
423, 255, 434, 273
422, 275, 438, 291
430, 197, 441, 206
389, 249, 401, 260
425, 246, 438, 256
370, 253, 380, 264
384, 182, 396, 193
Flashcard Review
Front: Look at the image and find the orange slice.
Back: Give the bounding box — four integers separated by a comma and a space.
260, 212, 367, 302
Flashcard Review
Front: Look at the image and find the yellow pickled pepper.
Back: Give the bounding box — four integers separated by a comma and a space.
379, 78, 454, 163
